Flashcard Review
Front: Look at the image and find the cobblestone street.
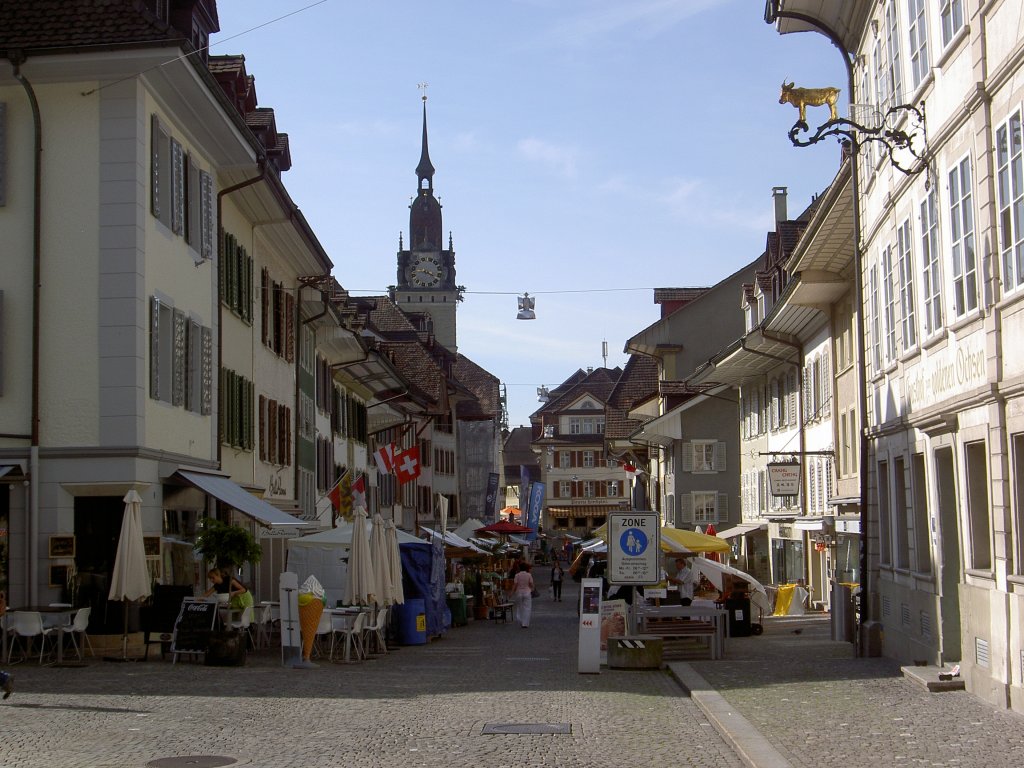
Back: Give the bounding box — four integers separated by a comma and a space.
5, 580, 1024, 768
0, 580, 739, 768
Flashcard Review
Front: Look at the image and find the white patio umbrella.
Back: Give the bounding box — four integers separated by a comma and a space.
369, 514, 393, 606
107, 489, 152, 660
385, 520, 405, 605
691, 556, 772, 614
344, 506, 375, 606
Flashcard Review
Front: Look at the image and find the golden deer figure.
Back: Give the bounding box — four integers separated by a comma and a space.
779, 81, 840, 123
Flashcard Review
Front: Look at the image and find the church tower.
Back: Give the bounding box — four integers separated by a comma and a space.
391, 95, 458, 351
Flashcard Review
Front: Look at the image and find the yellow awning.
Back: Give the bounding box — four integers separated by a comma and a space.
593, 523, 731, 554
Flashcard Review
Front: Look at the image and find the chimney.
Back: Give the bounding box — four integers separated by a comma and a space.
772, 186, 788, 230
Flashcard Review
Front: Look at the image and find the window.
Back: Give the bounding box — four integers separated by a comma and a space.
569, 417, 581, 434
870, 265, 882, 372
920, 189, 943, 335
947, 157, 979, 317
884, 1, 903, 103
261, 268, 295, 361
582, 451, 595, 468
150, 115, 214, 258
1013, 434, 1024, 574
583, 481, 595, 498
882, 245, 898, 362
221, 232, 253, 323
559, 450, 570, 469
893, 457, 911, 569
559, 480, 571, 498
692, 492, 726, 524
607, 481, 620, 497
683, 441, 726, 473
258, 395, 290, 464
911, 453, 932, 574
878, 460, 892, 564
897, 218, 917, 350
940, 0, 964, 48
907, 0, 930, 89
996, 111, 1024, 292
839, 412, 850, 477
150, 296, 211, 413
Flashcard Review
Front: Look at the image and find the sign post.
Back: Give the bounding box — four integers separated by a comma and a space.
607, 512, 660, 585
578, 578, 602, 674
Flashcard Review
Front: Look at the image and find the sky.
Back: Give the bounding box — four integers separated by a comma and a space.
213, 0, 847, 429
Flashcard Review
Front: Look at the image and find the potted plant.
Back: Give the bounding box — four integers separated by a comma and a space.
194, 518, 262, 666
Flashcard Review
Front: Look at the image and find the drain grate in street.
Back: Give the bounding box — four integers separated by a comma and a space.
481, 723, 571, 735
147, 757, 237, 768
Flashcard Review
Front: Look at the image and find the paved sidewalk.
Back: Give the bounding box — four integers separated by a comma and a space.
0, 577, 740, 768
672, 613, 1024, 768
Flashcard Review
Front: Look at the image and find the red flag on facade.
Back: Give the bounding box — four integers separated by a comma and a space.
326, 470, 349, 513
351, 474, 367, 509
393, 445, 421, 485
373, 443, 396, 475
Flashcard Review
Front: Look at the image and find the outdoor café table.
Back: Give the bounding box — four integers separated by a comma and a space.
6, 605, 75, 665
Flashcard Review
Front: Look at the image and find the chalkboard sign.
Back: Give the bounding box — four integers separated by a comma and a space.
170, 599, 217, 657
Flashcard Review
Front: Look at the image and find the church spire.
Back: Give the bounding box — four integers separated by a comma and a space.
416, 85, 434, 190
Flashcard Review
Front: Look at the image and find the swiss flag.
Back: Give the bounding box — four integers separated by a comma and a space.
327, 481, 342, 513
373, 443, 396, 475
393, 445, 422, 485
351, 474, 367, 509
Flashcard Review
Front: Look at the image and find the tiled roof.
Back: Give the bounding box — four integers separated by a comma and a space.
352, 296, 420, 336
503, 427, 537, 466
0, 1, 179, 50
378, 340, 443, 404
454, 354, 500, 420
653, 287, 710, 304
604, 354, 658, 440
532, 367, 621, 420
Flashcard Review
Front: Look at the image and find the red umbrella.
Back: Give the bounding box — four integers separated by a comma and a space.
477, 519, 533, 535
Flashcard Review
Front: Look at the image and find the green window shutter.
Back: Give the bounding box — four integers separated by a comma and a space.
682, 442, 694, 472
218, 368, 227, 444
714, 442, 727, 471
679, 493, 693, 525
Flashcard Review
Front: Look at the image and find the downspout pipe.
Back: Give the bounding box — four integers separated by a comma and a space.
9, 53, 42, 605
765, 4, 873, 650
215, 161, 266, 466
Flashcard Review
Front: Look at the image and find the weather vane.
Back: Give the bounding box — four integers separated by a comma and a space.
418, 82, 428, 102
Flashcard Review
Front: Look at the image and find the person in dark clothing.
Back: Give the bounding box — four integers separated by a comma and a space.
551, 562, 564, 601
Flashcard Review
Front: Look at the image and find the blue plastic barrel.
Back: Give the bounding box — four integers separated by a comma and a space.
395, 598, 427, 645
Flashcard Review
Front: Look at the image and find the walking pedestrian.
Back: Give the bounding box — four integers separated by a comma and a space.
512, 562, 535, 628
551, 561, 564, 601
0, 671, 12, 700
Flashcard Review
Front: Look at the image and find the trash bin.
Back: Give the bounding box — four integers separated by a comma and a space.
394, 598, 427, 645
831, 581, 856, 642
726, 594, 752, 637
447, 595, 467, 627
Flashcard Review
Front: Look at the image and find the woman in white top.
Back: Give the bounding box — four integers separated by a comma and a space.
512, 563, 535, 628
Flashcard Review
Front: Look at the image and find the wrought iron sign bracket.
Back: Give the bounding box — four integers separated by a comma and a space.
788, 102, 928, 176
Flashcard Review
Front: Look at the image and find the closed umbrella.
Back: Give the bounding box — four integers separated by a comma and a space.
369, 514, 393, 606
385, 520, 405, 605
107, 489, 151, 660
344, 507, 375, 606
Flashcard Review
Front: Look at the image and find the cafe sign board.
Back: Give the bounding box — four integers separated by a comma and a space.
768, 461, 801, 496
607, 511, 660, 585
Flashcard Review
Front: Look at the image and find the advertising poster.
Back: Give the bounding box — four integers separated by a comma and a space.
526, 481, 544, 541
484, 472, 499, 523
599, 598, 628, 662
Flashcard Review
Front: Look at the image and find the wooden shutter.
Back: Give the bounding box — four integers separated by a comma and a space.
171, 308, 186, 406
714, 441, 727, 471
244, 379, 254, 451
218, 369, 227, 445
261, 268, 269, 346
258, 395, 266, 461
201, 326, 213, 415
170, 137, 184, 235
150, 115, 169, 226
681, 441, 694, 472
200, 169, 214, 260
186, 319, 199, 412
186, 154, 200, 248
285, 293, 295, 362
268, 400, 278, 463
679, 493, 693, 525
150, 296, 161, 399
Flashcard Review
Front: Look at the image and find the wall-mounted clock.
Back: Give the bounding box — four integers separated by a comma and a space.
405, 253, 446, 287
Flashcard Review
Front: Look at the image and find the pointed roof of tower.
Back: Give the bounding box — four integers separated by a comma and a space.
416, 99, 435, 183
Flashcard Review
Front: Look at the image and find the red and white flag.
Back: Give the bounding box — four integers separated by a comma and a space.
351, 474, 367, 510
373, 443, 396, 475
393, 445, 422, 485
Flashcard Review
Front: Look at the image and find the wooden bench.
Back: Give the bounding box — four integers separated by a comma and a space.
492, 603, 514, 624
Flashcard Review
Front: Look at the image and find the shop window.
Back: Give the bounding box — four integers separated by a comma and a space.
965, 440, 991, 570
878, 460, 892, 565
1013, 434, 1024, 574
911, 453, 932, 574
893, 457, 911, 569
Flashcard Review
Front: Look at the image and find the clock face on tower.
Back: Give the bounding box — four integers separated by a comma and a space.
405, 253, 446, 287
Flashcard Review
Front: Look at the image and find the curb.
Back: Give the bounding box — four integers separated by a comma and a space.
668, 662, 792, 768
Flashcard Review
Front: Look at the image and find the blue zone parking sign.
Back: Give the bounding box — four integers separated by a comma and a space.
607, 512, 660, 585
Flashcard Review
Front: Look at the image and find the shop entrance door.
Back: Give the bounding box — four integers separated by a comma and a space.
935, 447, 962, 663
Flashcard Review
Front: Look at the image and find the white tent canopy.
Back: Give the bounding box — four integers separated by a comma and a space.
691, 557, 772, 614
453, 518, 486, 540
288, 522, 419, 607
